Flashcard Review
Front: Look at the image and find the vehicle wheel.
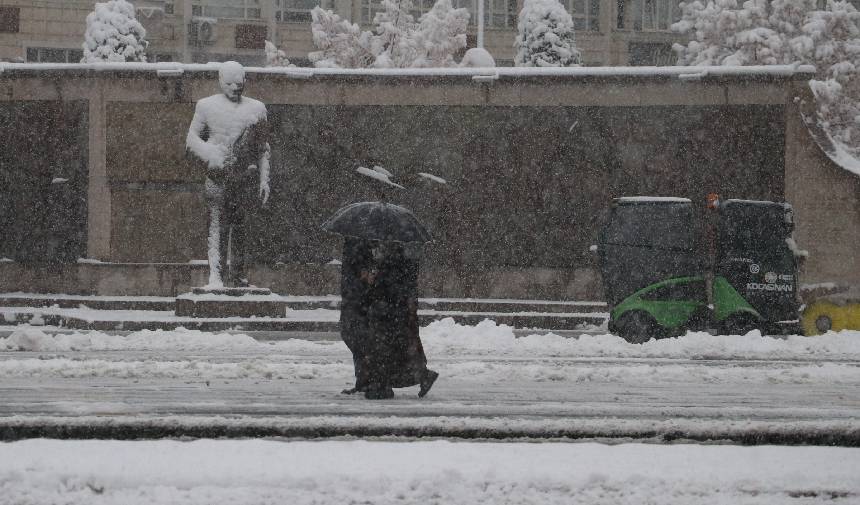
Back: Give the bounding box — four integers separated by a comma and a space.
615, 311, 662, 344
814, 315, 833, 334
721, 313, 760, 335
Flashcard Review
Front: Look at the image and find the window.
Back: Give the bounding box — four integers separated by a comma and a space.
235, 24, 267, 49
192, 0, 261, 19
641, 280, 707, 303
563, 0, 600, 31
455, 0, 518, 28
26, 47, 84, 63
150, 53, 175, 62
632, 0, 680, 31
362, 0, 516, 28
628, 42, 675, 65
276, 0, 322, 22
0, 6, 19, 33
360, 0, 435, 24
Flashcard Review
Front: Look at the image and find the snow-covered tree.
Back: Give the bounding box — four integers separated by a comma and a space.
673, 0, 860, 163
725, 0, 783, 65
309, 0, 467, 68
81, 0, 148, 63
309, 7, 379, 68
800, 1, 860, 150
413, 0, 470, 67
372, 0, 420, 68
265, 40, 294, 67
514, 0, 581, 67
673, 0, 813, 65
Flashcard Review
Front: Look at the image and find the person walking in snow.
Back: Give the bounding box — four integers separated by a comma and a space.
340, 239, 438, 399
186, 61, 271, 288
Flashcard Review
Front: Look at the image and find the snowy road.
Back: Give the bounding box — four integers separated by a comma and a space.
0, 319, 858, 443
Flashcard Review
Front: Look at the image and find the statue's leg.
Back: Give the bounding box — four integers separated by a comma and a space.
229, 180, 252, 287
231, 210, 248, 287
205, 179, 226, 288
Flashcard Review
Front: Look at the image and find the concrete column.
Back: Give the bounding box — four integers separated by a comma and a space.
784, 81, 860, 285
263, 0, 277, 44
86, 80, 111, 260
599, 0, 613, 34
181, 0, 192, 63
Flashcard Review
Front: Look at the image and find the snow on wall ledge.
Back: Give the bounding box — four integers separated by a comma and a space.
0, 62, 817, 81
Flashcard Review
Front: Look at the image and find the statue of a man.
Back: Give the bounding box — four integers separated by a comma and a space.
186, 61, 271, 288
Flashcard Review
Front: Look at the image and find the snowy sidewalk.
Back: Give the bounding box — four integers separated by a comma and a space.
0, 320, 858, 444
1, 440, 859, 504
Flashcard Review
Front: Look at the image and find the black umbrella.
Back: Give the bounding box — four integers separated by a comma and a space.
322, 201, 432, 243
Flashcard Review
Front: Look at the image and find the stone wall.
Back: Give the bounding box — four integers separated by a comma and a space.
0, 66, 853, 298
0, 99, 88, 263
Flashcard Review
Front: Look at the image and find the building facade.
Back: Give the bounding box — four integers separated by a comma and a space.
0, 0, 687, 66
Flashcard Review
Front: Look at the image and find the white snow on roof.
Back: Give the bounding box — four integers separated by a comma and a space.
0, 62, 817, 80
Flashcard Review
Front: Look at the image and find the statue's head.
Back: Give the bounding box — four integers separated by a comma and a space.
219, 61, 245, 102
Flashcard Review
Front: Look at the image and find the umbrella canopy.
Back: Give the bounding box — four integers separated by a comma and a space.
322, 201, 432, 243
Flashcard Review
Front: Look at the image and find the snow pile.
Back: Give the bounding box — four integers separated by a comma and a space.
0, 327, 337, 353
81, 0, 148, 63
460, 47, 497, 67
673, 0, 860, 173
0, 440, 857, 504
1, 322, 859, 383
514, 0, 581, 67
4, 320, 860, 361
309, 0, 468, 68
421, 318, 860, 361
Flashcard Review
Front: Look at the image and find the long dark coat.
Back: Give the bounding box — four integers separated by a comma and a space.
339, 238, 428, 390
339, 237, 373, 391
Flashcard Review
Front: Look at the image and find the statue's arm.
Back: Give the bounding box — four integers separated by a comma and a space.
186, 102, 224, 169
258, 141, 271, 205
256, 114, 271, 205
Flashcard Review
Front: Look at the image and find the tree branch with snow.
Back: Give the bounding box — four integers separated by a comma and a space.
514, 0, 582, 67
673, 0, 860, 173
82, 0, 148, 63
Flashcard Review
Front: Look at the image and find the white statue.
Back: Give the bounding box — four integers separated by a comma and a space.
186, 61, 271, 288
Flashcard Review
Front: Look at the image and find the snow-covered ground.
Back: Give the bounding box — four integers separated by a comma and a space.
0, 318, 857, 442
1, 439, 858, 504
0, 319, 858, 502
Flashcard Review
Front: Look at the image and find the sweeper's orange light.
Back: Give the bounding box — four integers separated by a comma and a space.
707, 193, 720, 210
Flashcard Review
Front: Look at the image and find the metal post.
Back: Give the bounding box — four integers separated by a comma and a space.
477, 0, 484, 48
182, 0, 192, 63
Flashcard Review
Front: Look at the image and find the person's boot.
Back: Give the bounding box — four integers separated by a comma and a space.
418, 370, 439, 398
364, 384, 394, 400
